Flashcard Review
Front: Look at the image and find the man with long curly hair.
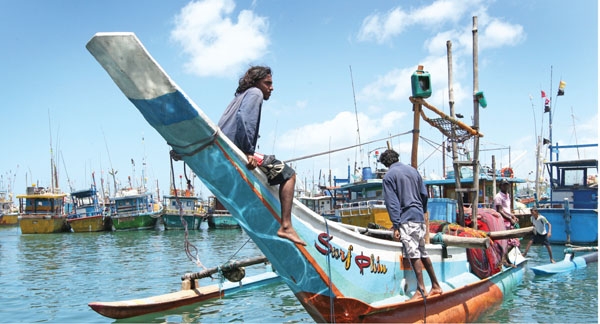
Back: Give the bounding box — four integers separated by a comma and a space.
218, 66, 305, 246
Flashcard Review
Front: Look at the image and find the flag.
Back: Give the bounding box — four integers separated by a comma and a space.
542, 90, 551, 112
557, 80, 566, 96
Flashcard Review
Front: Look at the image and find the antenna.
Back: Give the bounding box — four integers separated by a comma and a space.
102, 128, 118, 196
349, 65, 363, 177
571, 106, 580, 159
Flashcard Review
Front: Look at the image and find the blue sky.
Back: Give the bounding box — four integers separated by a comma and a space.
1, 0, 597, 200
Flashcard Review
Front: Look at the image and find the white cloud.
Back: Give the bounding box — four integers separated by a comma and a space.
357, 0, 483, 44
480, 19, 525, 50
171, 0, 269, 77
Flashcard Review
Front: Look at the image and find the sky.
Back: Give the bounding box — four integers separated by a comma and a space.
1, 0, 598, 201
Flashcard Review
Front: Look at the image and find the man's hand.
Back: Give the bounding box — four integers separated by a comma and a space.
393, 228, 401, 242
246, 154, 258, 170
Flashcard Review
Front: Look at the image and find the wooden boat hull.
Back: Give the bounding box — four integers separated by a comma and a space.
110, 213, 159, 231
298, 262, 524, 323
87, 33, 526, 322
89, 271, 281, 319
162, 214, 203, 230
0, 213, 19, 226
207, 214, 240, 229
19, 216, 70, 234
68, 215, 109, 232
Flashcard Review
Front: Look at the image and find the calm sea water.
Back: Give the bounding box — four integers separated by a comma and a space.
0, 225, 597, 323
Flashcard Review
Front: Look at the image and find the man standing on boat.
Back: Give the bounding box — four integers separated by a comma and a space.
494, 179, 519, 229
379, 149, 443, 301
218, 66, 305, 246
522, 207, 555, 263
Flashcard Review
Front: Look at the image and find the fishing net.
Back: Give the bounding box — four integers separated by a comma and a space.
429, 220, 503, 279
424, 117, 472, 143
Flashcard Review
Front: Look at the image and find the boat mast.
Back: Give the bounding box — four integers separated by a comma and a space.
470, 16, 481, 226
446, 41, 466, 225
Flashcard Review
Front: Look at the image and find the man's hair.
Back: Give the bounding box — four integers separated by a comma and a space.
236, 66, 272, 94
379, 149, 399, 168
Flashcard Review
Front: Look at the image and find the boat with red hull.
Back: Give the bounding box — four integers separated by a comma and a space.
87, 32, 527, 322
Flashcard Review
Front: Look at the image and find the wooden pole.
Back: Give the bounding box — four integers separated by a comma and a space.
410, 99, 429, 242
447, 40, 465, 227
181, 256, 269, 281
471, 16, 480, 230
411, 104, 421, 168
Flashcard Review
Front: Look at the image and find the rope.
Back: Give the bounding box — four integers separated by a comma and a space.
323, 217, 336, 323
168, 129, 219, 161
169, 156, 206, 270
284, 130, 412, 163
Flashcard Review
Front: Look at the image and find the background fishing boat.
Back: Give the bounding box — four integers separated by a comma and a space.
162, 167, 206, 230
18, 185, 70, 234
530, 70, 598, 244
108, 186, 163, 231
0, 187, 18, 226
86, 29, 530, 322
296, 194, 339, 222
538, 155, 598, 244
67, 176, 110, 232
206, 196, 239, 229
162, 189, 206, 230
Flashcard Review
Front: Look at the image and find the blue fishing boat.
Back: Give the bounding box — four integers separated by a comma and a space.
162, 189, 206, 230
67, 173, 110, 232
206, 196, 239, 229
538, 156, 598, 244
87, 32, 527, 322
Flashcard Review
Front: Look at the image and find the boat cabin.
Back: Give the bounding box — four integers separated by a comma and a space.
544, 159, 598, 209
424, 168, 525, 210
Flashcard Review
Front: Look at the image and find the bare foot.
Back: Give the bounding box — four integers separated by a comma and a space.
428, 288, 443, 297
551, 259, 556, 263
408, 291, 424, 301
277, 228, 307, 246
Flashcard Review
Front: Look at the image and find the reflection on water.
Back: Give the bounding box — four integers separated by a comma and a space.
0, 226, 597, 323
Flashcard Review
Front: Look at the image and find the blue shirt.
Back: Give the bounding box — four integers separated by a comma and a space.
382, 161, 428, 229
217, 87, 263, 155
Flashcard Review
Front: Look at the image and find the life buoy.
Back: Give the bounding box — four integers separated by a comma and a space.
500, 167, 514, 178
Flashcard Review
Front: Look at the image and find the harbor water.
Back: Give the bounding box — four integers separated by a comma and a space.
0, 225, 597, 323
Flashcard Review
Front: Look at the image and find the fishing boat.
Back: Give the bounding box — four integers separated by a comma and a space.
108, 187, 163, 231
206, 196, 239, 229
297, 194, 339, 222
87, 31, 529, 322
0, 187, 18, 226
531, 71, 598, 244
18, 185, 70, 234
537, 156, 598, 244
162, 189, 206, 230
67, 173, 110, 232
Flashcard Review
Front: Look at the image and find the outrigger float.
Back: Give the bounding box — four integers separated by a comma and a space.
531, 246, 598, 276
86, 25, 529, 322
89, 256, 280, 319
